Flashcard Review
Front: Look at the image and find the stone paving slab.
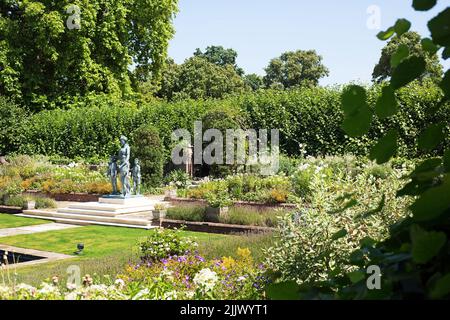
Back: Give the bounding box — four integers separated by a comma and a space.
0, 223, 80, 238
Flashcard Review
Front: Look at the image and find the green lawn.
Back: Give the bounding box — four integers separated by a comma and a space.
0, 213, 49, 229
0, 219, 275, 285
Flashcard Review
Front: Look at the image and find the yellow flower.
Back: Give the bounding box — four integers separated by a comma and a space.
237, 247, 252, 261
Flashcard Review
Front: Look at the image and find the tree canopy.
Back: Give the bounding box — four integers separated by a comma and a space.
194, 45, 244, 75
157, 56, 248, 100
263, 50, 329, 89
372, 31, 443, 83
0, 0, 178, 110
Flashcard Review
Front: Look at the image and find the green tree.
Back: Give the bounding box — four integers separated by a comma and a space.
157, 56, 248, 100
263, 50, 329, 89
0, 0, 178, 111
244, 73, 264, 91
372, 31, 443, 83
132, 125, 164, 187
194, 45, 244, 75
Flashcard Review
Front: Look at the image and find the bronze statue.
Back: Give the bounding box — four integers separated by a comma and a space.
107, 155, 119, 195
118, 135, 131, 197
132, 158, 142, 195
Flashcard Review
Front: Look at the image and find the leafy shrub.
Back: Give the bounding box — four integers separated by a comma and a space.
219, 207, 286, 227
34, 197, 57, 209
132, 125, 164, 187
205, 191, 233, 208
8, 81, 447, 161
138, 228, 198, 262
166, 205, 206, 221
4, 195, 28, 208
0, 96, 28, 155
264, 160, 412, 284
165, 170, 191, 189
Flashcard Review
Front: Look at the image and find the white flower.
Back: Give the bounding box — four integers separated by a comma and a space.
193, 268, 218, 292
132, 288, 150, 300
164, 290, 178, 300
66, 283, 77, 291
114, 279, 125, 289
237, 276, 247, 282
299, 163, 309, 171
65, 292, 78, 300
37, 283, 59, 296
160, 269, 174, 281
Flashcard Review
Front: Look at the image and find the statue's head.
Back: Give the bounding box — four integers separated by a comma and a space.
119, 135, 128, 145
110, 155, 116, 161
134, 158, 140, 165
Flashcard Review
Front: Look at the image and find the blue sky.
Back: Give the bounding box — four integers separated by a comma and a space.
168, 0, 449, 86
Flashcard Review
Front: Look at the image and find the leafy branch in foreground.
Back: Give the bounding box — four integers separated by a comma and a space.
266, 0, 450, 299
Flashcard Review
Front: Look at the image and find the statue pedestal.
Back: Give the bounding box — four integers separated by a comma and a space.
21, 196, 170, 229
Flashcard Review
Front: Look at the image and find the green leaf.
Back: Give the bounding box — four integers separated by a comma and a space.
410, 158, 442, 181
421, 38, 439, 54
411, 180, 450, 221
411, 225, 446, 264
265, 281, 299, 300
348, 270, 365, 284
394, 19, 411, 37
440, 70, 450, 98
358, 195, 386, 219
341, 85, 367, 116
377, 27, 395, 41
369, 130, 398, 164
390, 45, 410, 68
418, 122, 445, 150
390, 56, 426, 89
330, 199, 358, 214
341, 104, 372, 137
375, 86, 399, 119
341, 85, 372, 137
430, 273, 450, 299
444, 150, 450, 173
331, 228, 348, 241
413, 0, 437, 11
428, 8, 450, 47
443, 47, 450, 60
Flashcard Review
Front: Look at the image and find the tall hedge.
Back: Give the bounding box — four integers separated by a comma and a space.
10, 81, 450, 161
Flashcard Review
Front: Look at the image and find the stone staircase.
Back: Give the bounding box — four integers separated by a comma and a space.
18, 196, 171, 229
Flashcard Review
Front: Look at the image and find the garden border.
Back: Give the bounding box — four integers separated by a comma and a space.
155, 218, 275, 235
24, 190, 101, 202
168, 197, 297, 210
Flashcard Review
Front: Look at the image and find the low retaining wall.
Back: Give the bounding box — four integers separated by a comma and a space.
24, 190, 101, 202
0, 205, 22, 214
168, 197, 297, 210
156, 219, 275, 235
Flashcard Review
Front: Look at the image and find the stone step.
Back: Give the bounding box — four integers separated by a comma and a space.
22, 210, 151, 226
67, 201, 157, 212
99, 197, 158, 205
17, 214, 155, 230
58, 206, 154, 216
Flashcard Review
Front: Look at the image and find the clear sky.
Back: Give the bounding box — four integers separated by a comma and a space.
168, 0, 449, 86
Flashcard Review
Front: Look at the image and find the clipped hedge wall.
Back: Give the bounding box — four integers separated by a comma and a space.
7, 80, 450, 160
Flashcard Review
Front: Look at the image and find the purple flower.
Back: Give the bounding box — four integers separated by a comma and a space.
195, 255, 205, 262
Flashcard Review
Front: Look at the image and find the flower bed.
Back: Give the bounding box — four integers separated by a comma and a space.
0, 229, 269, 300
